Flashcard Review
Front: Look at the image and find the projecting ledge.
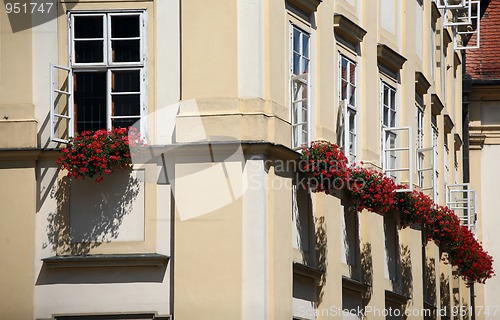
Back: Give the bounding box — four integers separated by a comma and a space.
42, 253, 170, 269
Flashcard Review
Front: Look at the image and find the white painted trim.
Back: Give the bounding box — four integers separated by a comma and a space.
242, 158, 268, 320
237, 0, 264, 98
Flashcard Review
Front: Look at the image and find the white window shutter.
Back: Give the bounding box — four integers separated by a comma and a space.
336, 100, 346, 149
446, 183, 477, 235
50, 64, 74, 143
417, 146, 438, 200
383, 126, 413, 192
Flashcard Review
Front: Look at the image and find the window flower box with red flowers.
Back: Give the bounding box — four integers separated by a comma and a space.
57, 127, 144, 183
301, 140, 495, 285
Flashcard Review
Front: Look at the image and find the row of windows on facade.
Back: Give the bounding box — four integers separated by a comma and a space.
290, 24, 456, 196
51, 12, 451, 182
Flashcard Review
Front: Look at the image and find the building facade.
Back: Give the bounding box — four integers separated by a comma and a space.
467, 1, 500, 319
0, 0, 490, 319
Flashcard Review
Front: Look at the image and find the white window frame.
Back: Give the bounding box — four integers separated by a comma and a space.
446, 183, 477, 235
453, 0, 481, 50
338, 54, 357, 163
381, 81, 412, 191
431, 116, 439, 201
50, 11, 147, 143
416, 104, 425, 187
290, 24, 311, 150
50, 64, 74, 143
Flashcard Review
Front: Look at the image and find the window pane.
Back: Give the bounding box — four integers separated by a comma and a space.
383, 86, 389, 106
75, 40, 104, 63
112, 40, 141, 62
302, 57, 309, 73
383, 107, 389, 126
302, 34, 309, 58
349, 86, 356, 106
74, 16, 103, 38
74, 72, 107, 133
112, 70, 140, 92
391, 89, 396, 110
293, 53, 300, 75
293, 28, 300, 53
113, 95, 141, 116
350, 63, 356, 85
112, 117, 140, 129
341, 59, 348, 80
111, 15, 140, 38
341, 80, 348, 101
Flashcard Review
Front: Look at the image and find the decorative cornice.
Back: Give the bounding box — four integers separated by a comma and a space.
469, 133, 486, 150
333, 13, 367, 45
342, 276, 370, 294
385, 290, 410, 305
293, 262, 325, 282
454, 51, 462, 66
42, 253, 170, 269
431, 94, 444, 115
443, 28, 453, 46
431, 1, 441, 23
444, 114, 454, 133
287, 0, 322, 15
415, 72, 431, 95
377, 44, 407, 73
455, 133, 463, 150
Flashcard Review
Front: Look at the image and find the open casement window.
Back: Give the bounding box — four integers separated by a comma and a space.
446, 183, 477, 235
338, 55, 357, 163
453, 0, 481, 50
431, 115, 439, 201
381, 82, 412, 191
50, 64, 74, 143
290, 24, 310, 150
49, 11, 147, 143
438, 0, 481, 50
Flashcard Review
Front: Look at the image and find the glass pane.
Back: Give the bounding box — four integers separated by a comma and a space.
113, 117, 140, 129
75, 40, 104, 63
341, 59, 348, 80
293, 53, 300, 75
302, 103, 308, 122
112, 40, 140, 62
383, 86, 389, 106
292, 102, 298, 124
302, 34, 309, 58
383, 107, 389, 126
302, 128, 308, 145
350, 63, 356, 85
74, 72, 107, 133
111, 15, 140, 38
390, 110, 396, 127
391, 89, 396, 110
349, 86, 356, 106
74, 16, 103, 38
341, 80, 348, 100
302, 57, 309, 73
112, 70, 140, 92
349, 112, 356, 131
113, 94, 141, 116
293, 28, 300, 53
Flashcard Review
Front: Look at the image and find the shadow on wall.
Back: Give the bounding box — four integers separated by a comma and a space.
361, 242, 373, 303
425, 258, 437, 306
43, 169, 141, 255
401, 245, 413, 301
440, 273, 451, 318
316, 215, 327, 306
